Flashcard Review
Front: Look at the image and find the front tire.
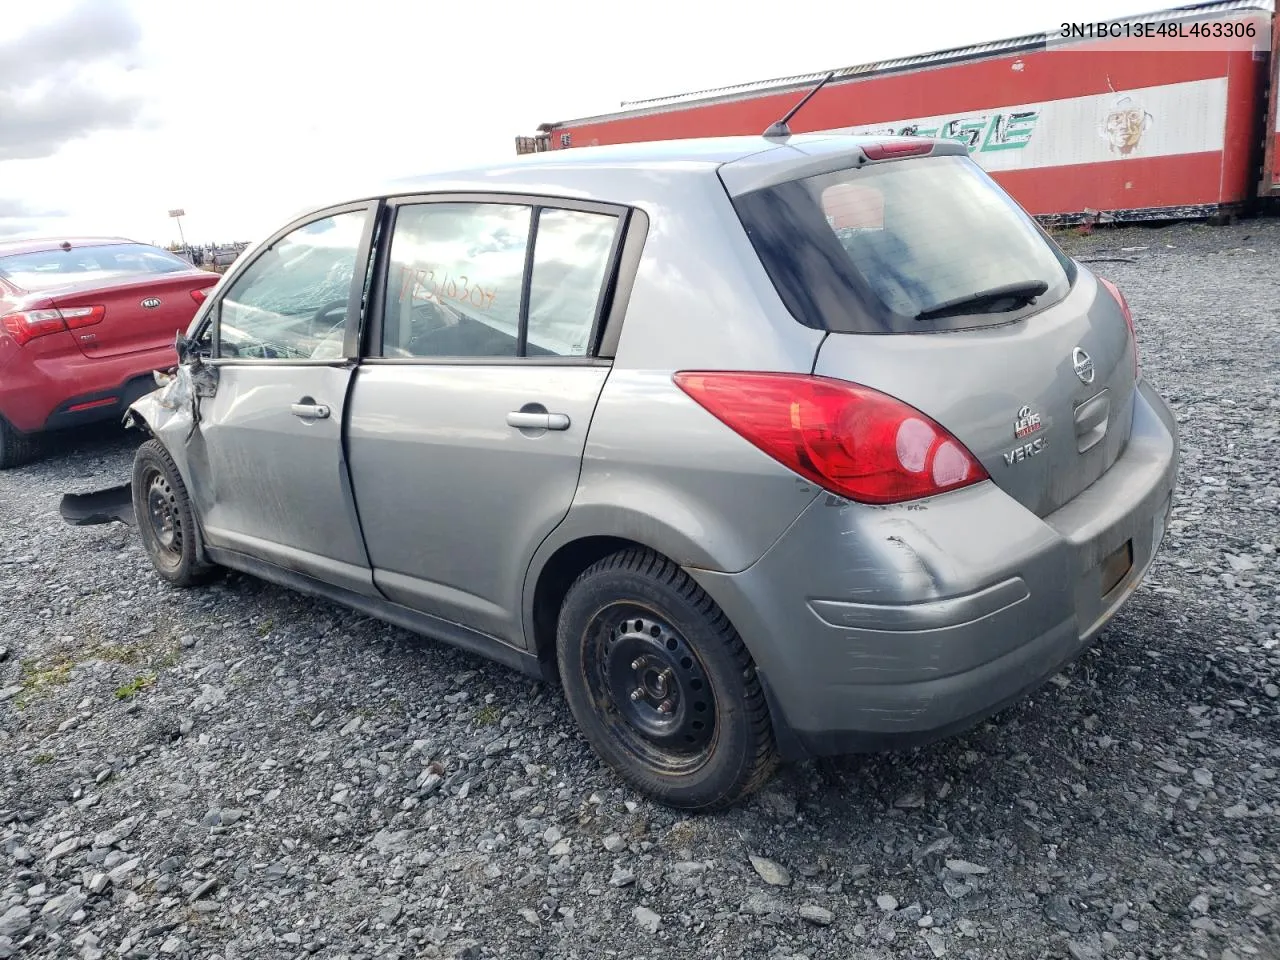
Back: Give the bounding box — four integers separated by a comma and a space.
132, 439, 219, 587
556, 548, 779, 810
0, 416, 39, 469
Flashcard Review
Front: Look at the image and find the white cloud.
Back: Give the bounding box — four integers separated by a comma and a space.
1, 0, 1175, 245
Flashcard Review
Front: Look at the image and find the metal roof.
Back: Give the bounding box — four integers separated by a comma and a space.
300, 133, 928, 219
548, 0, 1273, 129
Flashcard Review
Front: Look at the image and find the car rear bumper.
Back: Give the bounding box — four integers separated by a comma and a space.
0, 343, 172, 434
688, 379, 1178, 759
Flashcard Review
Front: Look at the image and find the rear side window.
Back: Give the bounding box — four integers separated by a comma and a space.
527, 208, 618, 357
0, 243, 192, 292
381, 201, 620, 359
384, 202, 531, 359
732, 154, 1075, 334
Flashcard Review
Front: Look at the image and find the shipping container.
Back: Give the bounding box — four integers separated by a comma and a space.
520, 0, 1278, 222
1265, 9, 1280, 193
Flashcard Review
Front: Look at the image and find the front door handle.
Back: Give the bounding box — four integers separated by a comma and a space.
291, 402, 331, 420
507, 411, 570, 431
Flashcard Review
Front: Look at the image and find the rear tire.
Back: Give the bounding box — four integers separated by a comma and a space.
556, 548, 779, 810
132, 439, 219, 587
0, 416, 39, 470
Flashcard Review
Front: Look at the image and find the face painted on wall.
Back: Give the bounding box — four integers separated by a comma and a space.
1101, 95, 1153, 156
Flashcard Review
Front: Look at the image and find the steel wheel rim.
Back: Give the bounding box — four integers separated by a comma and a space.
144, 469, 182, 560
583, 602, 718, 775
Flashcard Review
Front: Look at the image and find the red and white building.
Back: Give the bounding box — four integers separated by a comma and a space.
518, 0, 1280, 222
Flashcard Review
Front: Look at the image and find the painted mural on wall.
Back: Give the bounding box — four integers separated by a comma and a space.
1100, 94, 1155, 155
823, 78, 1224, 171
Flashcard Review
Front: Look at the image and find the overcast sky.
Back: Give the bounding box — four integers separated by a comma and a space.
1, 0, 1178, 246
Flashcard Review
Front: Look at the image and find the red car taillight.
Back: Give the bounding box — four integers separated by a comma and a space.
0, 305, 105, 345
60, 305, 106, 330
190, 287, 210, 305
1098, 277, 1139, 378
673, 372, 989, 505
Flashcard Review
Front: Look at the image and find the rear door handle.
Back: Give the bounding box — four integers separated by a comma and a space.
507, 411, 570, 431
291, 402, 331, 420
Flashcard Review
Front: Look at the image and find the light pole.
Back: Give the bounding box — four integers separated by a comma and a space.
168, 208, 188, 256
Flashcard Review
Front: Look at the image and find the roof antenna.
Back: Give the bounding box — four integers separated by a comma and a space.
763, 72, 836, 139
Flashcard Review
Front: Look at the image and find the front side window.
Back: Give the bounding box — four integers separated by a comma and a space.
733, 154, 1075, 334
381, 201, 620, 359
215, 209, 368, 360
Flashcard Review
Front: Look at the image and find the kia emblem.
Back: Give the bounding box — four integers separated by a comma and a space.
141, 297, 162, 309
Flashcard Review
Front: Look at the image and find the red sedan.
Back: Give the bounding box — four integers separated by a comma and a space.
0, 237, 219, 467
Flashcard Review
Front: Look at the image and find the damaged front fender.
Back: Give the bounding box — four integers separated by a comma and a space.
126, 349, 219, 439
60, 346, 220, 530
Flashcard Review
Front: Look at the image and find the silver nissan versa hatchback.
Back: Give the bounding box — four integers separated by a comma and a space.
118, 134, 1178, 810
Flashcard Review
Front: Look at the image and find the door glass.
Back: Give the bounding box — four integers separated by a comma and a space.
382, 203, 531, 358
216, 209, 368, 360
526, 209, 618, 357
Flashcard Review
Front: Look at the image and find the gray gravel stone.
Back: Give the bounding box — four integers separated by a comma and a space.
632, 905, 661, 933
944, 858, 990, 876
0, 907, 30, 939
798, 903, 834, 926
749, 854, 790, 886
188, 877, 219, 902
40, 889, 85, 930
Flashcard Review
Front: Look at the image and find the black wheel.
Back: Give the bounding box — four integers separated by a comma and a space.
556, 548, 779, 810
0, 415, 39, 470
132, 439, 219, 587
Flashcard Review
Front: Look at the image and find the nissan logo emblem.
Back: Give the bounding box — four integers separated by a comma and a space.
1072, 347, 1095, 384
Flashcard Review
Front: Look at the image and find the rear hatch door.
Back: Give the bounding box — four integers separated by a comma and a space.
726, 145, 1137, 517
814, 278, 1136, 517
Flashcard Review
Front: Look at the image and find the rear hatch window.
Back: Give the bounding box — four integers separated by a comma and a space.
731, 154, 1076, 334
0, 243, 193, 293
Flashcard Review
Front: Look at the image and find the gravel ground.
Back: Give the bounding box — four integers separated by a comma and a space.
2, 217, 1278, 960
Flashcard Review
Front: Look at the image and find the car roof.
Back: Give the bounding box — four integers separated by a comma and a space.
324, 134, 931, 209
0, 237, 138, 257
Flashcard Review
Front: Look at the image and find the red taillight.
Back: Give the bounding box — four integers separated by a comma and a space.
60, 305, 106, 330
0, 305, 105, 345
190, 287, 210, 305
1, 309, 68, 346
1097, 277, 1139, 378
862, 140, 933, 161
673, 372, 989, 505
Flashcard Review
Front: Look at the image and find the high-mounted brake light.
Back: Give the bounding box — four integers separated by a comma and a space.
1097, 277, 1139, 378
0, 304, 105, 346
673, 372, 989, 505
862, 141, 933, 161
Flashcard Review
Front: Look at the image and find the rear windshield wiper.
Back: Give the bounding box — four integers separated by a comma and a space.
912, 280, 1049, 322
